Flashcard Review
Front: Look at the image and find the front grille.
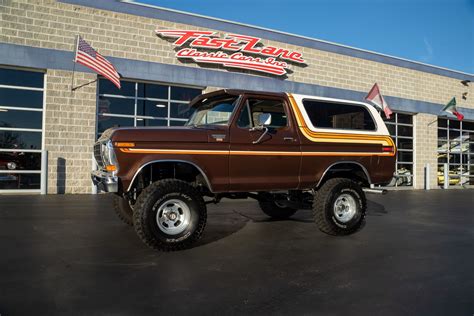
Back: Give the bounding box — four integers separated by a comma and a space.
94, 142, 105, 168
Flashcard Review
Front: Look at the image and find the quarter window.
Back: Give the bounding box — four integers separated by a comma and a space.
302, 100, 376, 131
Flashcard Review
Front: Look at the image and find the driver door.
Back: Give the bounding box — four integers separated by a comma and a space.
229, 95, 301, 191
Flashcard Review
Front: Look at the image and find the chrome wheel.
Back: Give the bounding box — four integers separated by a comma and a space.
333, 193, 357, 223
156, 199, 191, 235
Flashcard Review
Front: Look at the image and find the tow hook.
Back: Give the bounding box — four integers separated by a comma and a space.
362, 188, 388, 195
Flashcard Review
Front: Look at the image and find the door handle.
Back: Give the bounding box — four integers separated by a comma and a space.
284, 137, 295, 142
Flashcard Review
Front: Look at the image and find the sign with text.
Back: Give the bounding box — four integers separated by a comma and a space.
155, 30, 305, 76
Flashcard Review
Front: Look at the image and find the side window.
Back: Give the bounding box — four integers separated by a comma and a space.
302, 99, 376, 131
237, 98, 288, 129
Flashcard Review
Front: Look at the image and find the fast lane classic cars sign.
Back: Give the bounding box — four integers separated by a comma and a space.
155, 30, 305, 76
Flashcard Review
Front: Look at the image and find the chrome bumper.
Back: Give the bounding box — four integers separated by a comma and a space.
91, 170, 118, 193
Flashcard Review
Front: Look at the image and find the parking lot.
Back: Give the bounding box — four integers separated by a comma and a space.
0, 190, 473, 315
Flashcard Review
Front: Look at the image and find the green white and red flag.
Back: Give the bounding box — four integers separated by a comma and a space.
442, 97, 464, 121
365, 83, 393, 119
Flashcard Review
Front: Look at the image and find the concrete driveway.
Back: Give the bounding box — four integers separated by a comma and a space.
0, 190, 473, 315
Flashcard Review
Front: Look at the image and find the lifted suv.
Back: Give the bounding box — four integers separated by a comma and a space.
92, 89, 396, 251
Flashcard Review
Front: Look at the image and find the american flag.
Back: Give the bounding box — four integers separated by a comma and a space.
74, 36, 121, 89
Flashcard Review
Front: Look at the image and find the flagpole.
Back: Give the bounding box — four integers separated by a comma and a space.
71, 35, 79, 92
71, 78, 98, 91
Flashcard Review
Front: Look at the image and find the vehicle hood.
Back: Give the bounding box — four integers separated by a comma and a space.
106, 126, 226, 144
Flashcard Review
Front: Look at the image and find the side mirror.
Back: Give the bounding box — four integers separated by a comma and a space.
251, 113, 272, 144
257, 113, 272, 127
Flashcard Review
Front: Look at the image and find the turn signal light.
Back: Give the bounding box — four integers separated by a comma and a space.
105, 165, 117, 172
115, 142, 135, 148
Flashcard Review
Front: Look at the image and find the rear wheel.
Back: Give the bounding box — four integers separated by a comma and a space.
258, 193, 297, 219
313, 178, 366, 235
113, 195, 134, 226
133, 179, 207, 251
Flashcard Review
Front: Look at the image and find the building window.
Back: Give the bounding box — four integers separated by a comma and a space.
384, 112, 414, 186
0, 67, 44, 191
302, 99, 376, 131
437, 118, 474, 186
97, 79, 202, 136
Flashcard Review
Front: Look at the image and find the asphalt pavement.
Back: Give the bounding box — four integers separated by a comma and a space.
0, 190, 473, 315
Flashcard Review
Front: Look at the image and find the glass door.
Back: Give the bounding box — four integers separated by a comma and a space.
0, 67, 44, 193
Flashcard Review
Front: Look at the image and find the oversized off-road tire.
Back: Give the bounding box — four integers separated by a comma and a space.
113, 195, 134, 226
258, 193, 297, 220
133, 179, 207, 251
313, 178, 366, 235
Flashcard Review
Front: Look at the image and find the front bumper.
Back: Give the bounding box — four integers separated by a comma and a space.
91, 170, 118, 193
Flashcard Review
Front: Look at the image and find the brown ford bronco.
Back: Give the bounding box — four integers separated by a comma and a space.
92, 89, 396, 251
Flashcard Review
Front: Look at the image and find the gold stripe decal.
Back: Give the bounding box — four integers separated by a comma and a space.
120, 148, 393, 156
286, 94, 396, 156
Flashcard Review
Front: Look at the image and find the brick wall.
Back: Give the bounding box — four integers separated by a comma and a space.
0, 0, 472, 193
0, 0, 472, 110
45, 69, 97, 193
413, 113, 438, 189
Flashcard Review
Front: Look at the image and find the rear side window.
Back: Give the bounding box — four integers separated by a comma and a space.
302, 99, 376, 131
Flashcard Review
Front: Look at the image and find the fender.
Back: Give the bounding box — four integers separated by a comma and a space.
126, 159, 214, 193
316, 161, 372, 188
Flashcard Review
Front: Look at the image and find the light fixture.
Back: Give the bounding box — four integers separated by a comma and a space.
0, 108, 8, 112
136, 118, 144, 121
156, 104, 166, 108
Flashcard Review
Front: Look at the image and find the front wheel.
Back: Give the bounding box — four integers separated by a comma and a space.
133, 179, 207, 251
313, 178, 366, 235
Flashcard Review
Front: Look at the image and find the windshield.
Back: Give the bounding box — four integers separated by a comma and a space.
186, 96, 240, 126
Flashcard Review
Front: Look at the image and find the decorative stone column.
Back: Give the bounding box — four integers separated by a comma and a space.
413, 113, 438, 189
45, 69, 97, 194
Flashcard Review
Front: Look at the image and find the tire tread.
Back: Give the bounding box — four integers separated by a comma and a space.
133, 179, 206, 251
313, 178, 366, 236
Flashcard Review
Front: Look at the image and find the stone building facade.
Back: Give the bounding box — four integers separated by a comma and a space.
0, 0, 473, 193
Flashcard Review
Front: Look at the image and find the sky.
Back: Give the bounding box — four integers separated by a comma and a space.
136, 0, 474, 74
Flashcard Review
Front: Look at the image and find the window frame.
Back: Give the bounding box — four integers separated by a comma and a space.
234, 95, 293, 131
301, 98, 378, 133
384, 112, 414, 187
437, 118, 474, 186
0, 66, 45, 193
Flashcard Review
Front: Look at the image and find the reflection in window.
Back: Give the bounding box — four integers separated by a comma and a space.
0, 152, 41, 170
0, 109, 42, 129
171, 86, 201, 101
237, 98, 288, 129
0, 173, 40, 190
0, 67, 44, 192
136, 118, 167, 127
438, 118, 474, 186
138, 83, 168, 99
186, 96, 238, 126
98, 97, 135, 116
98, 116, 134, 132
384, 112, 414, 187
137, 100, 168, 118
0, 88, 43, 109
0, 68, 44, 88
97, 79, 201, 136
170, 102, 195, 119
